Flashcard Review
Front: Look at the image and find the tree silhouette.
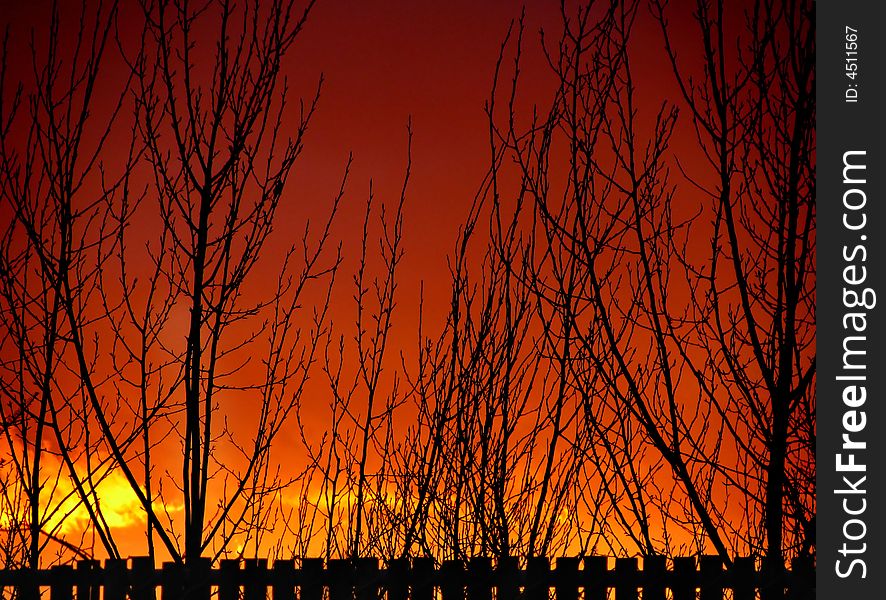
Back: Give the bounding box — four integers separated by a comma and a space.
112, 0, 341, 563
652, 0, 815, 569
0, 0, 132, 567
0, 0, 814, 575
464, 0, 814, 566
1, 0, 342, 565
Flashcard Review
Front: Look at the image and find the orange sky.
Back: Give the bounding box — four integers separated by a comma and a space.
0, 0, 795, 565
0, 0, 709, 345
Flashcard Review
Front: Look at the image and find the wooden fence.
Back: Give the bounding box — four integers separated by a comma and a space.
0, 556, 814, 600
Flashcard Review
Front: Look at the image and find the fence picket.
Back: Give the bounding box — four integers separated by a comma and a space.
219, 560, 240, 600
187, 557, 212, 600
788, 556, 814, 600
0, 553, 815, 600
15, 570, 38, 600
160, 562, 183, 600
760, 560, 784, 600
440, 560, 465, 600
49, 565, 74, 600
76, 559, 100, 600
524, 557, 550, 600
245, 559, 269, 600
699, 556, 722, 600
580, 556, 605, 600
731, 557, 755, 600
642, 556, 666, 600
411, 557, 435, 600
671, 557, 695, 600
272, 560, 297, 600
554, 558, 579, 600
386, 558, 409, 600
131, 557, 156, 600
355, 557, 379, 600
105, 558, 128, 600
614, 558, 638, 600
496, 556, 519, 600
467, 557, 492, 600
300, 558, 324, 600
329, 559, 354, 600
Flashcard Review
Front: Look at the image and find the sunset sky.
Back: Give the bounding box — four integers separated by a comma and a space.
0, 0, 812, 566
0, 0, 711, 350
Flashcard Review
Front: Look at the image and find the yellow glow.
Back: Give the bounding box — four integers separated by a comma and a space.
0, 441, 182, 538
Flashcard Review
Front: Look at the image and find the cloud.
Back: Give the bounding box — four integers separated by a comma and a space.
0, 440, 182, 538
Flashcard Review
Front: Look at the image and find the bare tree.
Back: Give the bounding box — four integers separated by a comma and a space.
651, 0, 816, 568
469, 0, 814, 569
0, 0, 813, 570
1, 0, 343, 566
104, 0, 341, 563
387, 12, 610, 560
0, 0, 136, 567
291, 123, 412, 561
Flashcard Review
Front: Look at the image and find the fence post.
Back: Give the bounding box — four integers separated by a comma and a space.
219, 560, 240, 600
788, 556, 814, 600
581, 556, 605, 600
524, 557, 550, 600
161, 562, 184, 600
131, 557, 156, 600
642, 556, 665, 600
759, 559, 784, 600
16, 568, 39, 600
412, 557, 435, 600
185, 557, 212, 600
77, 559, 101, 600
0, 552, 812, 600
244, 558, 269, 600
467, 557, 492, 600
355, 557, 379, 600
328, 559, 354, 600
729, 557, 754, 600
440, 559, 465, 600
300, 558, 324, 600
670, 557, 695, 600
386, 558, 410, 600
496, 557, 519, 600
49, 564, 74, 600
105, 559, 128, 600
554, 557, 579, 600
272, 560, 296, 600
614, 558, 638, 600
699, 556, 723, 600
